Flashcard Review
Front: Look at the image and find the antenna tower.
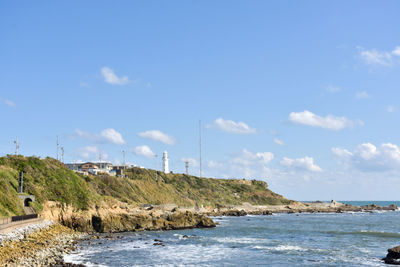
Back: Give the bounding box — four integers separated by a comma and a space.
14, 137, 19, 155
61, 147, 64, 163
154, 154, 158, 182
56, 136, 59, 161
122, 150, 126, 167
199, 120, 202, 178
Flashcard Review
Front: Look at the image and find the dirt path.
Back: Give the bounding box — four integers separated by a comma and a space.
0, 218, 43, 234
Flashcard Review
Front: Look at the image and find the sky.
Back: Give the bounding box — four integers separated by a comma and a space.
1, 1, 400, 201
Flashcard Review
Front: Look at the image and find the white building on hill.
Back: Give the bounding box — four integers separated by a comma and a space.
162, 151, 169, 173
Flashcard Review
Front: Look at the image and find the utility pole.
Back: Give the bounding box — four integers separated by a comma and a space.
185, 160, 189, 175
122, 150, 126, 167
199, 120, 202, 178
61, 147, 64, 163
154, 154, 158, 182
14, 137, 19, 155
122, 150, 126, 176
56, 136, 59, 161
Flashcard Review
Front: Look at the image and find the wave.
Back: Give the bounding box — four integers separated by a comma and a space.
211, 237, 267, 244
271, 245, 306, 251
326, 230, 400, 238
253, 244, 314, 252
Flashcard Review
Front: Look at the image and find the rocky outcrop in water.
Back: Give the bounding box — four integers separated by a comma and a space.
383, 246, 400, 265
61, 210, 216, 233
220, 209, 248, 216
361, 204, 398, 211
41, 201, 215, 233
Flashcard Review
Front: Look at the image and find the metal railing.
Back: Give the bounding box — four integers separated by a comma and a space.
11, 214, 38, 222
0, 217, 11, 225
0, 214, 38, 225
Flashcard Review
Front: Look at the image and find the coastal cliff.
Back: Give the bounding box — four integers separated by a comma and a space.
0, 155, 290, 232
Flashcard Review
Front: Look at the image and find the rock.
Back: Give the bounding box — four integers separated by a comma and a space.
221, 209, 247, 216
383, 246, 400, 265
387, 246, 400, 258
383, 204, 398, 211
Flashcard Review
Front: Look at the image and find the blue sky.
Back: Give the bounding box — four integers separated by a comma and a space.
1, 1, 400, 200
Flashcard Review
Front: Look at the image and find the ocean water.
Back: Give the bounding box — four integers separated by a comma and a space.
65, 208, 400, 266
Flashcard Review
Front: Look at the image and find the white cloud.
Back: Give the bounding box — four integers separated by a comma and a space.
355, 143, 378, 160
230, 149, 274, 166
181, 158, 198, 167
358, 46, 400, 66
387, 105, 396, 113
78, 146, 98, 160
207, 149, 274, 179
360, 49, 392, 66
355, 91, 370, 99
326, 85, 341, 93
101, 67, 129, 85
133, 145, 155, 158
393, 46, 400, 56
0, 98, 15, 107
210, 118, 257, 134
274, 138, 284, 146
333, 142, 400, 172
100, 128, 125, 145
289, 110, 361, 130
75, 128, 125, 145
280, 156, 322, 172
5, 99, 15, 107
208, 160, 224, 169
138, 130, 176, 145
332, 147, 353, 158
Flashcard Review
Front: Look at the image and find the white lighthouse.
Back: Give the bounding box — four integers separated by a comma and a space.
162, 151, 169, 173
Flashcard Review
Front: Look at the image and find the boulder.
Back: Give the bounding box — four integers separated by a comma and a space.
383, 246, 400, 265
383, 204, 398, 211
221, 209, 247, 216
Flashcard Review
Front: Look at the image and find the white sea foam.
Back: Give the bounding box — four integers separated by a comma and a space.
210, 236, 267, 244
274, 245, 306, 251
253, 245, 306, 252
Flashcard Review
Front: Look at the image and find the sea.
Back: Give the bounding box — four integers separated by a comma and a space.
65, 201, 400, 266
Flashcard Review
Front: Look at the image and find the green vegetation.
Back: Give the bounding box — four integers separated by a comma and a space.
0, 155, 292, 217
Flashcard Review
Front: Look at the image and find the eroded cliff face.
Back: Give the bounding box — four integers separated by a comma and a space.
41, 201, 216, 233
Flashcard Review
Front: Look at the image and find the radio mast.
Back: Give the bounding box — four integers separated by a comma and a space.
199, 120, 202, 178
14, 137, 19, 155
56, 136, 59, 161
61, 147, 64, 163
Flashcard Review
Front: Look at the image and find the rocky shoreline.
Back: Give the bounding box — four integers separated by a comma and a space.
0, 207, 216, 267
0, 200, 398, 266
203, 201, 398, 217
0, 223, 82, 267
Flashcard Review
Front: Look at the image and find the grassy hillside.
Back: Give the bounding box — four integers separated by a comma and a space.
0, 155, 292, 217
